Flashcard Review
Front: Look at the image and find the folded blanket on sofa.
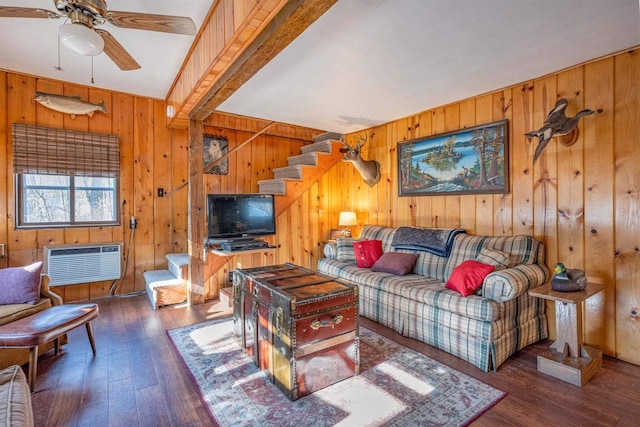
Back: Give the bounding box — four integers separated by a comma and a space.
391, 227, 466, 257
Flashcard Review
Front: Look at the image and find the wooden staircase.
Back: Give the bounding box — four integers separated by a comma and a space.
258, 132, 344, 216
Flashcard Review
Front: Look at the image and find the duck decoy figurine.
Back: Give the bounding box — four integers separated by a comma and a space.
526, 98, 600, 163
551, 263, 587, 292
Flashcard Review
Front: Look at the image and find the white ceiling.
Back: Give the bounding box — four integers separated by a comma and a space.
219, 0, 640, 133
0, 0, 211, 98
1, 1, 639, 133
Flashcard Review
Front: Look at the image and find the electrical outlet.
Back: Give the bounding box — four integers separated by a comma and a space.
157, 188, 164, 197
228, 271, 234, 282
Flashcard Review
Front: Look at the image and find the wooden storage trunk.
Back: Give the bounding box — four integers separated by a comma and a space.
233, 264, 359, 400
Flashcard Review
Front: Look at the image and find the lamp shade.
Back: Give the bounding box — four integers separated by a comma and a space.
338, 211, 357, 227
59, 23, 104, 56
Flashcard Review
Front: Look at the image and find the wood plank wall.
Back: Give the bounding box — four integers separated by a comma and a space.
0, 70, 319, 304
200, 114, 321, 298
0, 71, 184, 301
307, 49, 639, 366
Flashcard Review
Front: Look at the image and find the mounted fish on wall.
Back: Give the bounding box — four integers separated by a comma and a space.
34, 92, 107, 119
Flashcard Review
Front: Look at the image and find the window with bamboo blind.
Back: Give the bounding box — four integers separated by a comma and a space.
12, 123, 120, 228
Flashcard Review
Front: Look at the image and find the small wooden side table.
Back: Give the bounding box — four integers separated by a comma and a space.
529, 282, 604, 386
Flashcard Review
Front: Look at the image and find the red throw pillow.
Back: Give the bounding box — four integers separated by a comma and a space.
445, 260, 495, 297
353, 240, 383, 268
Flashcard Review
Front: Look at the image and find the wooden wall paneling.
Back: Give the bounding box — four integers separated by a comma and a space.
6, 74, 38, 266
224, 129, 237, 193
583, 57, 615, 356
532, 76, 559, 338
309, 182, 321, 268
171, 128, 189, 254
318, 173, 331, 241
251, 133, 266, 190
493, 90, 513, 237
112, 92, 135, 294
300, 192, 312, 267
289, 197, 302, 265
0, 71, 6, 269
371, 124, 388, 227
237, 131, 253, 193
276, 208, 290, 264
512, 83, 535, 236
556, 68, 586, 270
459, 99, 477, 233
35, 79, 66, 251
474, 95, 494, 236
444, 105, 461, 229
188, 119, 206, 304
133, 97, 155, 293
614, 49, 640, 365
153, 100, 174, 269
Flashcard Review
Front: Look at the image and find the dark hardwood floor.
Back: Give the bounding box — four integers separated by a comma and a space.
30, 295, 640, 426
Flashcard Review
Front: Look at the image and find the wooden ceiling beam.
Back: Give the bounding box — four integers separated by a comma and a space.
191, 0, 338, 120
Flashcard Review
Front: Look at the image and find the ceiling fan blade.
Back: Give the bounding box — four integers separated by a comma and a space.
0, 6, 60, 19
95, 29, 141, 71
105, 11, 196, 36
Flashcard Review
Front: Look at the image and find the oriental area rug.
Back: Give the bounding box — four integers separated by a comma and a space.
167, 319, 505, 427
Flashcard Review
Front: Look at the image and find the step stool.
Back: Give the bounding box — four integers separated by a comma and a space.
144, 253, 188, 309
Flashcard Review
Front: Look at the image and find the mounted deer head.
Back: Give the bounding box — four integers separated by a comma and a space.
340, 133, 381, 187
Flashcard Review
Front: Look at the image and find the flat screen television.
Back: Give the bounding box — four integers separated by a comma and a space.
206, 193, 276, 241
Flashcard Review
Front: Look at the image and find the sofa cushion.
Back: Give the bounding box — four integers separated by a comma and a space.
0, 262, 42, 305
0, 365, 33, 427
317, 258, 500, 322
476, 247, 512, 270
446, 260, 495, 297
353, 240, 383, 268
445, 234, 541, 280
336, 238, 358, 264
371, 252, 419, 275
360, 225, 397, 252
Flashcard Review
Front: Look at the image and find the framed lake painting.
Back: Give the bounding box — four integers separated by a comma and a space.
397, 119, 509, 196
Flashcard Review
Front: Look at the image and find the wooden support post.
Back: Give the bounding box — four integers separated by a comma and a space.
188, 118, 205, 305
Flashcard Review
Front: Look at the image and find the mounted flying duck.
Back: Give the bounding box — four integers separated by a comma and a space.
525, 98, 601, 163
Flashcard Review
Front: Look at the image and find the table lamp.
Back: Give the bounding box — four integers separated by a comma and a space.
338, 211, 357, 237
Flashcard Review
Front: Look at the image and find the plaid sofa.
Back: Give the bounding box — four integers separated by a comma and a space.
318, 225, 549, 371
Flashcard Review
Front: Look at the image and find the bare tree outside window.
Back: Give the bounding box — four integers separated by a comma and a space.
19, 174, 117, 227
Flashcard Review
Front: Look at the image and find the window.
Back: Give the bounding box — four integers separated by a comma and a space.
12, 124, 120, 228
17, 174, 118, 227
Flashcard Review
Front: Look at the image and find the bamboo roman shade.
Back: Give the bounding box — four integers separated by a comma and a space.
12, 123, 120, 178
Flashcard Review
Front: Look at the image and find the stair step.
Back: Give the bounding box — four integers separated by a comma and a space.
287, 152, 318, 166
313, 131, 343, 143
258, 179, 287, 195
166, 253, 188, 279
300, 139, 335, 155
273, 165, 303, 180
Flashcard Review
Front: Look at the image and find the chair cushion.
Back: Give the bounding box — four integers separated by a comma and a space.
0, 262, 42, 305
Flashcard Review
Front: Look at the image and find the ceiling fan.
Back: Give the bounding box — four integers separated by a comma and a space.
0, 0, 197, 70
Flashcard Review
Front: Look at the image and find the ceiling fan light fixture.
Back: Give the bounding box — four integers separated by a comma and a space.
59, 23, 104, 56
